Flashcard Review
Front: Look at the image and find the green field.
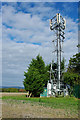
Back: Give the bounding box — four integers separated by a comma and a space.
2, 95, 79, 114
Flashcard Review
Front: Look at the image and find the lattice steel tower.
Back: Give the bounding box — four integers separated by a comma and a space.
50, 13, 66, 93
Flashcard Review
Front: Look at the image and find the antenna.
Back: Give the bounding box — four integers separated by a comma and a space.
50, 13, 66, 94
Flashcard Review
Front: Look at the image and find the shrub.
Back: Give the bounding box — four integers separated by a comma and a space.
2, 88, 19, 92
19, 89, 26, 92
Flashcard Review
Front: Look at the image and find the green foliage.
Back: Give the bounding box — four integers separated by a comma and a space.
68, 52, 80, 74
64, 72, 79, 87
2, 88, 19, 92
64, 53, 80, 88
29, 55, 49, 86
23, 54, 49, 97
2, 95, 78, 114
0, 88, 2, 92
73, 85, 80, 98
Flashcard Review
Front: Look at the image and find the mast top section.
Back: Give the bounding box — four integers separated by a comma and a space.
50, 13, 66, 30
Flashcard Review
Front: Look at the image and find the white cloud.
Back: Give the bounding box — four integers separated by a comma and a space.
2, 3, 78, 86
1, 0, 79, 2
2, 41, 53, 86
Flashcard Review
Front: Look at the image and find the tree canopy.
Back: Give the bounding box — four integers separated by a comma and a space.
64, 52, 80, 87
23, 52, 80, 97
23, 54, 49, 97
68, 52, 80, 74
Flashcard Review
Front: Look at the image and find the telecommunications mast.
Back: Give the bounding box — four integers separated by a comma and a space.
50, 13, 66, 95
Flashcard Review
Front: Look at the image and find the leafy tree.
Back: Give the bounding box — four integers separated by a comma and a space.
24, 67, 44, 97
64, 53, 80, 87
29, 55, 49, 86
68, 52, 80, 74
23, 54, 49, 97
64, 72, 80, 87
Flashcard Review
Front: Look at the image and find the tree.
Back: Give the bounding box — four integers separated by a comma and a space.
64, 53, 80, 88
29, 55, 49, 86
23, 54, 49, 97
68, 52, 80, 74
24, 67, 44, 97
64, 72, 79, 87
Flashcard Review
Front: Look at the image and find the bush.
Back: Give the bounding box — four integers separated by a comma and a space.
19, 89, 26, 92
2, 88, 19, 92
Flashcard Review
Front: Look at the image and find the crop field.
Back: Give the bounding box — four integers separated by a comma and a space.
0, 93, 79, 119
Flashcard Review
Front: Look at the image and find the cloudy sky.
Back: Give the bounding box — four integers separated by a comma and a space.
1, 0, 80, 2
1, 2, 78, 87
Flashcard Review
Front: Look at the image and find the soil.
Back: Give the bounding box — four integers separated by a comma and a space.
0, 93, 78, 119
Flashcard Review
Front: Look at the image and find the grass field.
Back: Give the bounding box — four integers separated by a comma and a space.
1, 93, 79, 118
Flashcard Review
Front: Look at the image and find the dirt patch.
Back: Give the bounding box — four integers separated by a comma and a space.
1, 93, 78, 118
2, 99, 78, 118
2, 92, 27, 96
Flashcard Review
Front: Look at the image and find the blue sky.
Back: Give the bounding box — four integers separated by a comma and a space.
2, 2, 78, 21
2, 2, 78, 87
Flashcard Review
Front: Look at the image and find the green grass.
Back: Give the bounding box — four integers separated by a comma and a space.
2, 95, 78, 110
2, 95, 79, 117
